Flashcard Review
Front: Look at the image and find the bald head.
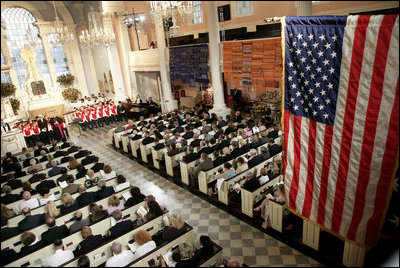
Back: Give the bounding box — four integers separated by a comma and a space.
78, 185, 86, 194
22, 191, 31, 200
227, 259, 240, 267
111, 242, 122, 255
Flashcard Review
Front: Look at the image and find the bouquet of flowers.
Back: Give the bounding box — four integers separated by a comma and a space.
62, 88, 80, 101
1, 83, 16, 98
10, 98, 20, 114
57, 73, 75, 88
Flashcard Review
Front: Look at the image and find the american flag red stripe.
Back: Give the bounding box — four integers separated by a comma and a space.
331, 15, 370, 234
365, 79, 399, 245
284, 15, 399, 246
346, 14, 398, 240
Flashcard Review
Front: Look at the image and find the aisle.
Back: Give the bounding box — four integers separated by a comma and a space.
70, 123, 321, 267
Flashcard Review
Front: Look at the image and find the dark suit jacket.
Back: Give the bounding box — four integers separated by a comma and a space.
197, 147, 213, 158
36, 179, 57, 192
167, 148, 181, 157
91, 163, 105, 173
182, 131, 194, 139
224, 127, 235, 136
81, 155, 96, 166
269, 144, 281, 157
41, 225, 69, 245
125, 193, 146, 207
243, 177, 261, 192
39, 156, 47, 163
34, 147, 49, 157
218, 140, 230, 150
60, 201, 80, 215
73, 234, 103, 257
95, 186, 115, 200
217, 120, 227, 128
2, 163, 15, 173
28, 173, 44, 184
108, 220, 134, 239
174, 126, 184, 133
213, 157, 225, 167
60, 156, 71, 164
131, 134, 142, 141
191, 245, 215, 266
268, 130, 279, 139
53, 151, 66, 158
1, 248, 19, 266
67, 146, 79, 153
190, 139, 201, 148
74, 150, 87, 159
2, 193, 21, 205
48, 166, 64, 177
142, 136, 155, 145
248, 155, 262, 168
23, 157, 38, 168
75, 170, 87, 180
19, 240, 46, 256
5, 179, 22, 190
18, 214, 45, 232
153, 143, 165, 150
183, 153, 198, 163
76, 192, 97, 207
60, 142, 70, 149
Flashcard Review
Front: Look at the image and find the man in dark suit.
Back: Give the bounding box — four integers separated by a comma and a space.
95, 180, 115, 200
173, 121, 184, 133
5, 173, 22, 190
18, 207, 45, 232
41, 215, 69, 245
74, 149, 89, 159
67, 142, 81, 153
2, 185, 21, 205
1, 119, 11, 135
197, 141, 213, 157
106, 210, 134, 240
2, 157, 16, 173
60, 141, 71, 149
182, 147, 198, 163
34, 142, 49, 157
23, 153, 38, 168
90, 157, 105, 173
247, 149, 262, 168
76, 185, 96, 207
190, 153, 213, 189
81, 151, 96, 166
182, 127, 194, 140
36, 115, 49, 145
57, 167, 74, 186
142, 131, 155, 145
35, 174, 56, 192
268, 139, 281, 157
48, 160, 64, 177
52, 146, 65, 158
153, 139, 165, 151
260, 146, 271, 161
19, 231, 46, 256
73, 226, 103, 257
217, 116, 227, 128
166, 143, 181, 157
60, 151, 71, 164
242, 171, 260, 192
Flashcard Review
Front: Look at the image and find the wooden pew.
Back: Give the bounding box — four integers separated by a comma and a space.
269, 199, 283, 233
218, 151, 282, 205
61, 213, 169, 267
2, 178, 125, 253
241, 175, 283, 218
5, 207, 161, 267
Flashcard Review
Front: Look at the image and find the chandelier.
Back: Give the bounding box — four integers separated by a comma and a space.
24, 24, 41, 48
49, 1, 74, 45
149, 1, 194, 22
78, 6, 116, 49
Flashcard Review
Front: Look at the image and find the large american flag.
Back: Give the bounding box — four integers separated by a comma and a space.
283, 15, 399, 246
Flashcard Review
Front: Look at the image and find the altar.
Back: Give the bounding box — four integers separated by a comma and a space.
1, 129, 27, 157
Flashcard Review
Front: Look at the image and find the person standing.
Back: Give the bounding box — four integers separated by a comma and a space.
1, 119, 11, 135
117, 101, 127, 122
37, 114, 49, 144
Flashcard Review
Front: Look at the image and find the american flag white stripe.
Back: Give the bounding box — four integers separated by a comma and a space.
321, 16, 358, 230
354, 16, 399, 242
284, 112, 296, 200
338, 15, 384, 236
295, 117, 309, 213
309, 122, 325, 222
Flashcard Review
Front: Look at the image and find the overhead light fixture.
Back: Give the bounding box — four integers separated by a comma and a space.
50, 1, 74, 45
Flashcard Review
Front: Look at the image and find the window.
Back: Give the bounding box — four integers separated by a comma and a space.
191, 1, 203, 24
2, 7, 52, 90
235, 1, 253, 16
1, 72, 12, 83
1, 51, 5, 65
48, 34, 70, 77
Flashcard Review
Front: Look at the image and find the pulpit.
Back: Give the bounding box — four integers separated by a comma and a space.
1, 129, 27, 157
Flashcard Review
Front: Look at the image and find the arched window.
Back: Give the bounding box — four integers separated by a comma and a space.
48, 33, 70, 77
2, 7, 53, 91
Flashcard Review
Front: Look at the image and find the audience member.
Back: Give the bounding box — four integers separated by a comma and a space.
107, 194, 125, 215
60, 193, 80, 215
113, 174, 130, 192
42, 239, 74, 267
38, 187, 56, 205
17, 191, 40, 213
62, 176, 80, 195
41, 215, 69, 245
106, 210, 133, 239
95, 179, 115, 200
69, 211, 90, 234
19, 231, 45, 256
88, 203, 108, 224
105, 241, 135, 267
73, 226, 103, 257
76, 185, 96, 207
2, 185, 21, 205
131, 230, 157, 261
84, 169, 99, 188
124, 186, 146, 207
100, 165, 116, 181
45, 200, 61, 218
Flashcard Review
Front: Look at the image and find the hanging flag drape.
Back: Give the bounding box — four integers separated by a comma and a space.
282, 15, 399, 246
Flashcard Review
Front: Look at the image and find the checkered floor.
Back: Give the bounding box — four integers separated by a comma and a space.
69, 123, 322, 267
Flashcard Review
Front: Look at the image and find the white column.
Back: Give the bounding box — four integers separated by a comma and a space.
103, 15, 126, 101
154, 16, 177, 112
207, 1, 231, 119
296, 1, 312, 16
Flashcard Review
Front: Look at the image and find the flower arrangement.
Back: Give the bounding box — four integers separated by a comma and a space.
62, 88, 80, 101
1, 83, 16, 98
57, 73, 75, 88
255, 104, 271, 114
10, 98, 20, 114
